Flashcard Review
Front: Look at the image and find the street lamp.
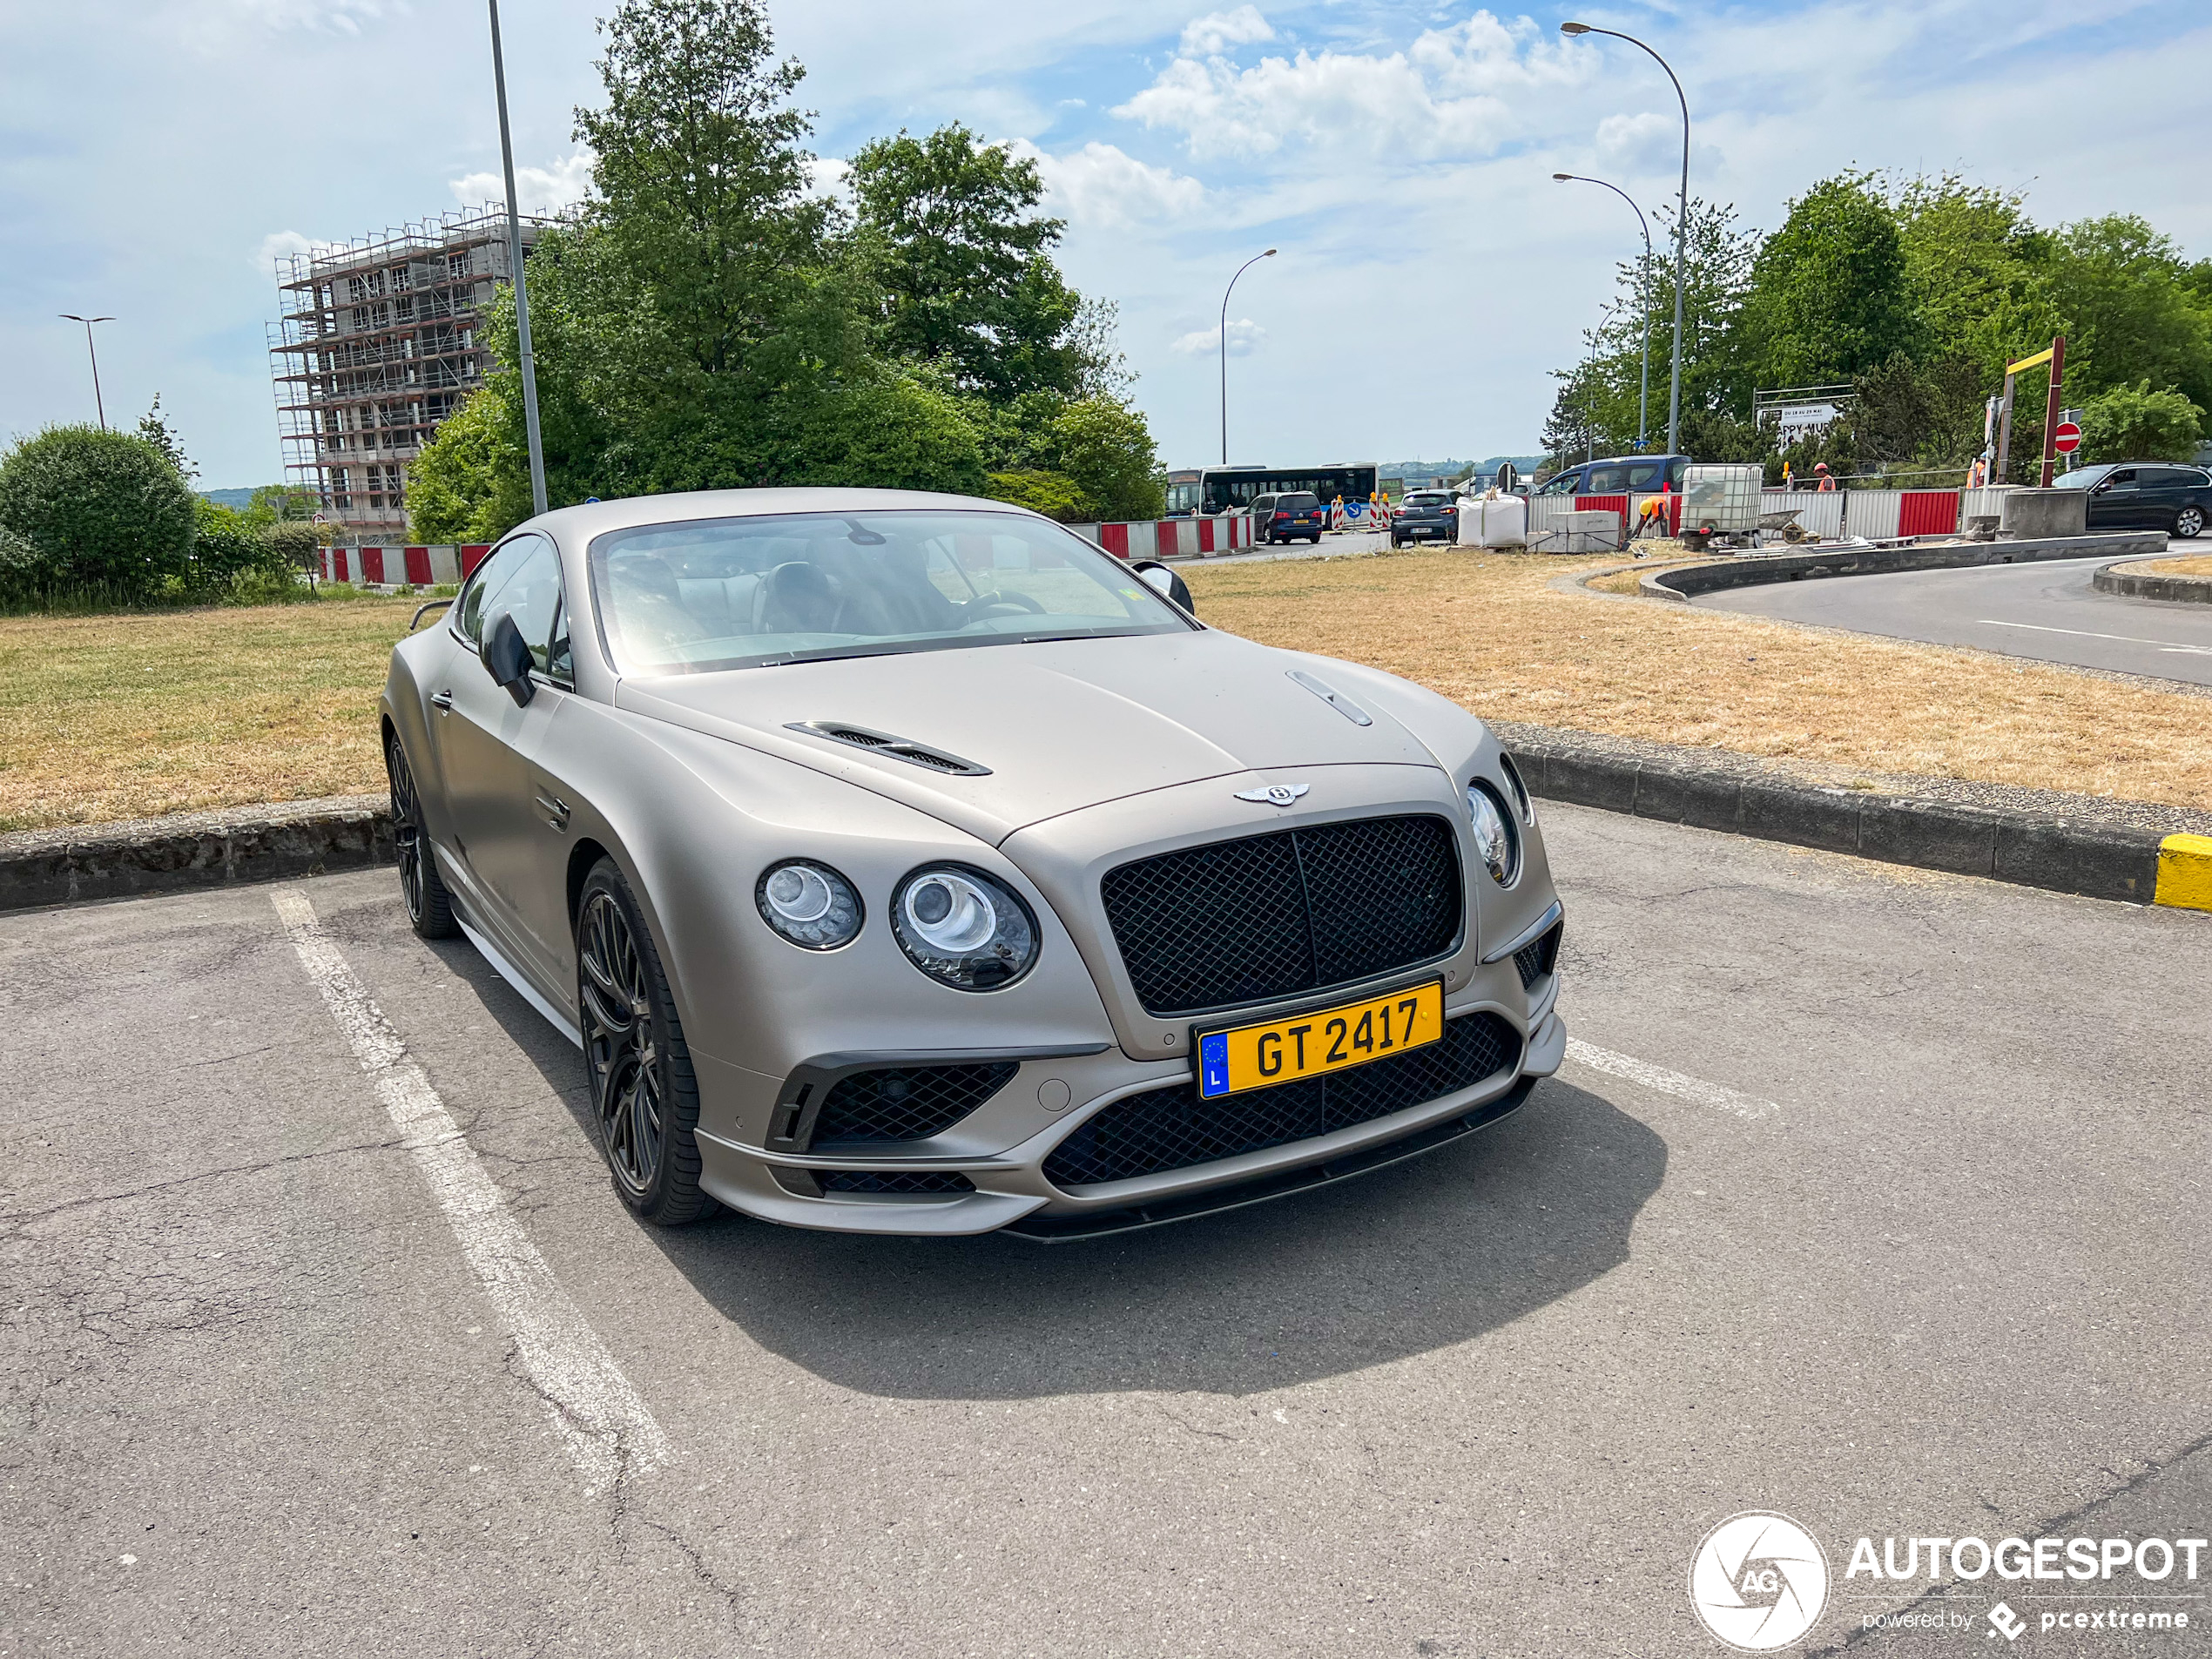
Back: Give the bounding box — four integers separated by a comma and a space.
59, 314, 116, 430
1220, 248, 1277, 467
1560, 22, 1689, 457
487, 0, 549, 517
1553, 172, 1652, 449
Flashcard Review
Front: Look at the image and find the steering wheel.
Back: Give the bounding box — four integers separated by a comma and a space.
968, 590, 1046, 619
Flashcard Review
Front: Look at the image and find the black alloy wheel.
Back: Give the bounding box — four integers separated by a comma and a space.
385, 733, 458, 940
2176, 505, 2205, 539
576, 860, 710, 1225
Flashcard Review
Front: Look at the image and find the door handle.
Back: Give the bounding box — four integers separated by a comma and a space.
430, 690, 455, 711
535, 791, 571, 830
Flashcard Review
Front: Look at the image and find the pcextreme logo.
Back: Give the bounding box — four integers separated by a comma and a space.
1689, 1512, 1831, 1651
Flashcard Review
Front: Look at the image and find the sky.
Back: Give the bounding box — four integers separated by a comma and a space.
4, 0, 2211, 489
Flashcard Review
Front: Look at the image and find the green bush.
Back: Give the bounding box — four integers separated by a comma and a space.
0, 425, 196, 601
983, 469, 1096, 522
260, 519, 322, 575
2077, 381, 2205, 463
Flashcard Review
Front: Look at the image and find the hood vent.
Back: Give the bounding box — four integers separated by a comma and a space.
787, 721, 993, 777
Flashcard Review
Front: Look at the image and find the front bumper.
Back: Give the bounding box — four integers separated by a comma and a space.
690, 973, 1568, 1238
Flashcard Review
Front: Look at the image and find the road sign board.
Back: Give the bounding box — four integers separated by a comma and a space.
2052, 421, 2081, 455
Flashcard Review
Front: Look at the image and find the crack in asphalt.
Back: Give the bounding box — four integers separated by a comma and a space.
0, 1138, 406, 1233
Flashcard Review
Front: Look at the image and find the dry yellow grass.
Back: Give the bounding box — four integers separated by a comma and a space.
0, 597, 418, 833
1190, 548, 2212, 809
2135, 553, 2212, 577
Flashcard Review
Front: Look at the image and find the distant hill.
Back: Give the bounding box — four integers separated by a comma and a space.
200, 488, 262, 509
1382, 455, 1545, 485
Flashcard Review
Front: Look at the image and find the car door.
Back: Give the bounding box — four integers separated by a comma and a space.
2088, 468, 2140, 526
2135, 468, 2195, 528
431, 532, 567, 980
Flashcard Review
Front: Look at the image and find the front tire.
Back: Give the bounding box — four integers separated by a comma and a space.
386, 732, 458, 940
576, 860, 711, 1226
2175, 505, 2205, 539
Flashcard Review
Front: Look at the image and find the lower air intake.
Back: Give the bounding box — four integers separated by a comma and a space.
817, 1170, 976, 1195
1042, 1011, 1521, 1189
1514, 923, 1561, 990
808, 1062, 1017, 1145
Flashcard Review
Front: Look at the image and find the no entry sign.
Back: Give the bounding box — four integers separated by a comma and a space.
2053, 421, 2082, 454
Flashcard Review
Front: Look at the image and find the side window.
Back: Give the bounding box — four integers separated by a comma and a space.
2105, 469, 2139, 489
482, 537, 565, 675
454, 536, 536, 644
1536, 471, 1578, 496
1667, 457, 1689, 486
1624, 463, 1662, 490
1587, 466, 1629, 493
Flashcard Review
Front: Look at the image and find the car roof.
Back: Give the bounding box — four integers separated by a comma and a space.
519, 486, 1055, 545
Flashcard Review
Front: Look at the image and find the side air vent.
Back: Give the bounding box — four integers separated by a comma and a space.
786, 721, 992, 777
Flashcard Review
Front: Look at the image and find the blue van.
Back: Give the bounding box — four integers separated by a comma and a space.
1534, 454, 1693, 496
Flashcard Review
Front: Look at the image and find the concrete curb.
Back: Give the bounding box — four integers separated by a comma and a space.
3, 756, 2206, 917
2094, 558, 2212, 604
1505, 736, 2185, 908
1639, 530, 2170, 604
0, 796, 392, 912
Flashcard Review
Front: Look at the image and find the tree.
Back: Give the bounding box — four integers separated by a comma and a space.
1892, 174, 2060, 387
242, 482, 322, 528
982, 469, 1095, 522
0, 426, 195, 600
848, 124, 1084, 401
136, 395, 198, 485
1744, 172, 1919, 387
408, 385, 536, 544
2047, 215, 2212, 410
2076, 381, 2204, 464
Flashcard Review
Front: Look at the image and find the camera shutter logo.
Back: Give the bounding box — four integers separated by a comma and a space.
1689, 1512, 1830, 1650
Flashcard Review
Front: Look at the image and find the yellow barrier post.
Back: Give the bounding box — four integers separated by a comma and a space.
2155, 834, 2212, 912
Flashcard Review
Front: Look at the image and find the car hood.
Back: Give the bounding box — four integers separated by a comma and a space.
614, 630, 1445, 845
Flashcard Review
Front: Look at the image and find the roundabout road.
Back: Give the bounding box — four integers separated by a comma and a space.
1692, 552, 2212, 685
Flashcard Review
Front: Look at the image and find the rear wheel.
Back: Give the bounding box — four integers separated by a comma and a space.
576, 860, 711, 1225
2175, 505, 2205, 539
386, 732, 458, 940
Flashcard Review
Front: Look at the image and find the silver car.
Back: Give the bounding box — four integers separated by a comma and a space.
381, 489, 1568, 1238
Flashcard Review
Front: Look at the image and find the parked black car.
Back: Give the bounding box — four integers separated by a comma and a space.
1250, 491, 1326, 544
2053, 462, 2211, 537
1391, 489, 1460, 546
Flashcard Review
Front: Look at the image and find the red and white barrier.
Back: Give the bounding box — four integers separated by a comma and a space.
318, 544, 493, 587
1524, 487, 1978, 553
1073, 517, 1258, 558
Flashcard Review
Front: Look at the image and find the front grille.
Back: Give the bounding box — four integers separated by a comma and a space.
1101, 815, 1462, 1015
809, 1063, 1016, 1145
1514, 923, 1562, 990
1042, 1011, 1521, 1189
817, 1170, 976, 1195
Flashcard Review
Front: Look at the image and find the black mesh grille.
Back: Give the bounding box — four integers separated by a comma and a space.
1514, 923, 1561, 990
1101, 815, 1462, 1015
817, 1170, 976, 1195
809, 1063, 1016, 1145
1042, 1011, 1521, 1189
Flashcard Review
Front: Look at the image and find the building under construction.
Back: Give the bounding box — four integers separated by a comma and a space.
268, 206, 550, 540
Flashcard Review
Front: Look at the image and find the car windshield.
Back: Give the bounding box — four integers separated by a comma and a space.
588, 509, 1194, 676
2052, 466, 2112, 489
1278, 493, 1320, 510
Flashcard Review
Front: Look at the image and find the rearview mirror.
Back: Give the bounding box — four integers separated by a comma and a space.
482, 610, 536, 706
1130, 558, 1194, 615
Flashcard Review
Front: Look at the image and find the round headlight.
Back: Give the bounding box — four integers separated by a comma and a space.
891, 865, 1039, 991
756, 860, 863, 950
1467, 781, 1521, 886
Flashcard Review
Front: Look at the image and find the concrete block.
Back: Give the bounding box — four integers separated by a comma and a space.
2000, 489, 2087, 539
1737, 783, 1862, 853
1859, 799, 2000, 876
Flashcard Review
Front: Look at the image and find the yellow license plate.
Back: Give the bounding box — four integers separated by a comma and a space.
1195, 980, 1445, 1100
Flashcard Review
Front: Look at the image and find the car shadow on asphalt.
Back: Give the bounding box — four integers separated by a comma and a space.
435, 934, 1665, 1400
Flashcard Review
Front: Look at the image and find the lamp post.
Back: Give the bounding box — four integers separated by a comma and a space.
1561, 22, 1689, 457
1220, 248, 1277, 466
59, 314, 115, 430
488, 0, 548, 517
1553, 172, 1651, 449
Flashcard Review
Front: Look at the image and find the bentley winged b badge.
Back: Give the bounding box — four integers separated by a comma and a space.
1235, 783, 1311, 808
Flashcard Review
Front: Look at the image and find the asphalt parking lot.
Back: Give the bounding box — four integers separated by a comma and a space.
1695, 552, 2212, 685
5, 805, 2210, 1657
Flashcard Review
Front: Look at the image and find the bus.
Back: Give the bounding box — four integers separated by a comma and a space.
1165, 463, 1381, 516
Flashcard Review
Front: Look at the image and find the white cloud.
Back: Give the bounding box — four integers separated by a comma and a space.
448, 152, 595, 217
232, 0, 398, 36
1172, 318, 1267, 356
1115, 11, 1566, 160
805, 157, 853, 203
253, 229, 317, 280
1180, 5, 1274, 57
1024, 141, 1204, 229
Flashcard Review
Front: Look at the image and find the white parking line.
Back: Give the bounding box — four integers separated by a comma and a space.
1976, 618, 2212, 655
271, 887, 671, 1493
1564, 1039, 1777, 1121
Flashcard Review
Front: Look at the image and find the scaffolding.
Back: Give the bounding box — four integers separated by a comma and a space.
267, 204, 551, 540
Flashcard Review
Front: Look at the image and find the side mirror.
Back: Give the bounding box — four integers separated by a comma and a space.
482, 610, 536, 706
1130, 558, 1194, 615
